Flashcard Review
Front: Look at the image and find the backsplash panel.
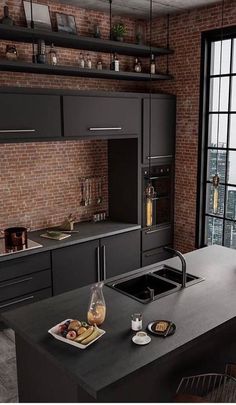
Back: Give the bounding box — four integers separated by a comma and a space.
0, 140, 108, 230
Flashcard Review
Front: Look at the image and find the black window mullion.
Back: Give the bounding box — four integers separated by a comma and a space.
222, 37, 234, 246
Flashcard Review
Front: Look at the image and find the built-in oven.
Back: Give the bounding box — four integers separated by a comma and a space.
142, 164, 173, 229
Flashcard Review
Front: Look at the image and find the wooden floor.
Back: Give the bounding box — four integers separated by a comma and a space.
0, 325, 18, 403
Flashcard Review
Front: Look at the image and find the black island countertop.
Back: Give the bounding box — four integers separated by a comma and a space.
3, 245, 236, 402
0, 220, 141, 263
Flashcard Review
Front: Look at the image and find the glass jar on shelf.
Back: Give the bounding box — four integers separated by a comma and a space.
48, 43, 57, 66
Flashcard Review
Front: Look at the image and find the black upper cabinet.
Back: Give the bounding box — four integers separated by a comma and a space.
63, 96, 140, 138
143, 97, 176, 164
100, 230, 140, 279
51, 240, 99, 295
0, 94, 61, 141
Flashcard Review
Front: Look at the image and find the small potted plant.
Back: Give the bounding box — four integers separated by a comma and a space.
112, 22, 126, 42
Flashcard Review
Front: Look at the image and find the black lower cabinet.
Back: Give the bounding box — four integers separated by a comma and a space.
52, 230, 141, 295
52, 240, 100, 295
0, 252, 52, 314
100, 230, 140, 279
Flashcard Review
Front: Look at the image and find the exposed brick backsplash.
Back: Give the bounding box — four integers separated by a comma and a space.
0, 140, 108, 230
151, 0, 236, 253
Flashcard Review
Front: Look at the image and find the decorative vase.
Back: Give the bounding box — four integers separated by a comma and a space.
87, 282, 106, 326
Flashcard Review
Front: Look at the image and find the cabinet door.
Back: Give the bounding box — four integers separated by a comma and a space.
0, 94, 61, 141
63, 96, 140, 137
101, 230, 140, 279
52, 240, 99, 295
143, 98, 175, 164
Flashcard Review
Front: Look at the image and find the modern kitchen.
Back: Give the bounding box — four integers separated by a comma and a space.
0, 0, 236, 402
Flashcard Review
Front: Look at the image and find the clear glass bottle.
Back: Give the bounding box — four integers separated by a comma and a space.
87, 282, 106, 326
150, 54, 156, 74
111, 53, 119, 72
97, 59, 103, 70
48, 43, 57, 66
134, 57, 142, 73
86, 53, 92, 69
79, 52, 85, 68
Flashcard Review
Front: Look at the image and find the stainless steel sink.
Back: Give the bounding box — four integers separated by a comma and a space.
106, 264, 204, 304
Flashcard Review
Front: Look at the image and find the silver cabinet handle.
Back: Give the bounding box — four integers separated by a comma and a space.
0, 276, 33, 289
147, 155, 173, 160
88, 127, 122, 131
0, 295, 34, 309
102, 245, 107, 280
145, 226, 171, 235
96, 247, 101, 282
0, 129, 36, 134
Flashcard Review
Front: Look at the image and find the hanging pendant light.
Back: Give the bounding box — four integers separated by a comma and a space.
212, 0, 224, 214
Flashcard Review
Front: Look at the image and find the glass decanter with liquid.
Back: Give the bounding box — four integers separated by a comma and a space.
87, 282, 106, 326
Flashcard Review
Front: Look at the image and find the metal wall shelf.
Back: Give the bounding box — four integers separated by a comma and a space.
0, 25, 173, 81
0, 24, 173, 57
0, 59, 173, 81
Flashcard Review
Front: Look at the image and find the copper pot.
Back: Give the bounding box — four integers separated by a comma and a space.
4, 227, 28, 252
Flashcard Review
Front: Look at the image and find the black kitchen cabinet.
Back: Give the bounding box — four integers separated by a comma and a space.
100, 230, 140, 279
0, 93, 61, 141
51, 240, 99, 295
0, 252, 52, 313
143, 97, 176, 164
63, 96, 140, 138
51, 230, 140, 295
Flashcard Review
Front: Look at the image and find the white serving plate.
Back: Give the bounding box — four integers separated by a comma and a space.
48, 319, 105, 350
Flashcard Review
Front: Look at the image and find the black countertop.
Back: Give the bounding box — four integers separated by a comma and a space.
3, 245, 236, 398
0, 221, 141, 263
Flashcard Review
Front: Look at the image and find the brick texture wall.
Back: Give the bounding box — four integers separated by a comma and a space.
0, 140, 108, 230
151, 0, 236, 252
1, 0, 235, 250
0, 0, 147, 231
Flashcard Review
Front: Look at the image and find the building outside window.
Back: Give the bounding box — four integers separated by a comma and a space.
198, 30, 236, 249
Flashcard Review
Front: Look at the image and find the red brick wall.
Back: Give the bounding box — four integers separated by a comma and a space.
151, 0, 236, 252
0, 0, 147, 231
0, 140, 108, 230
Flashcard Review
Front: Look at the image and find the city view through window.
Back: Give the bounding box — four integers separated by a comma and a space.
204, 37, 236, 249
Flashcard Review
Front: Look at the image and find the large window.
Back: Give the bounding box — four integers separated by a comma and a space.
199, 29, 236, 249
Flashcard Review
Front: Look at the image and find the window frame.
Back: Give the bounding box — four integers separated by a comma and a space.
197, 26, 236, 249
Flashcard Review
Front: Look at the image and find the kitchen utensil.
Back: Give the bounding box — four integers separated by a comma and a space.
97, 178, 102, 205
80, 179, 86, 206
85, 178, 89, 206
88, 179, 92, 205
4, 227, 28, 251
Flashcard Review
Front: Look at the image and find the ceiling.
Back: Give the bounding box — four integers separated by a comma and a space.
57, 0, 220, 18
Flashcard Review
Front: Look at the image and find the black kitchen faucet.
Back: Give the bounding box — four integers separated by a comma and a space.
164, 246, 187, 288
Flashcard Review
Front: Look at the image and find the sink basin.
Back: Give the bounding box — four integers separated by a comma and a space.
151, 265, 204, 286
108, 273, 178, 303
106, 264, 204, 304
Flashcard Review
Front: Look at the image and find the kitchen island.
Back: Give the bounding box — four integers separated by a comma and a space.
2, 245, 236, 402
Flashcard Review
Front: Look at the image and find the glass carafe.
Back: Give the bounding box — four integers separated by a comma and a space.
87, 282, 106, 326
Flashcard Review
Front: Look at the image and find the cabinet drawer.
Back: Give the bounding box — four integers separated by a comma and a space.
0, 269, 51, 303
0, 94, 61, 140
0, 252, 51, 282
0, 288, 52, 313
63, 96, 140, 137
142, 247, 172, 267
142, 226, 172, 251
